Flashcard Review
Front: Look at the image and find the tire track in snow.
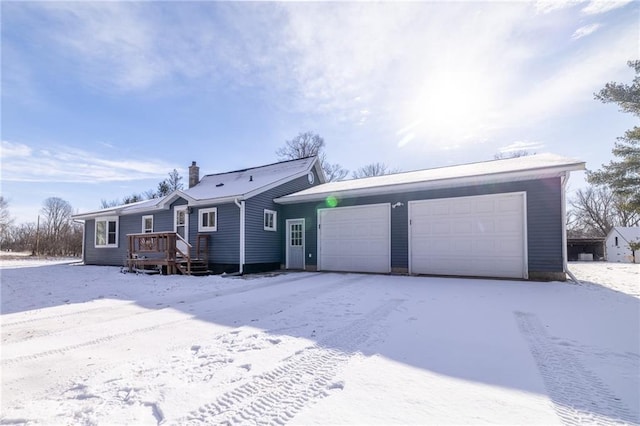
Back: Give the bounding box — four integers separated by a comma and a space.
180, 299, 404, 425
1, 274, 364, 367
514, 311, 638, 426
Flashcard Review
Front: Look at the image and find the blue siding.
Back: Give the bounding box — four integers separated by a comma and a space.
245, 173, 319, 265
192, 202, 240, 264
282, 177, 564, 274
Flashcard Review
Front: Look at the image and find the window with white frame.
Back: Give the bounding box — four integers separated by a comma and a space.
264, 209, 277, 231
198, 207, 217, 232
95, 217, 118, 248
142, 215, 154, 233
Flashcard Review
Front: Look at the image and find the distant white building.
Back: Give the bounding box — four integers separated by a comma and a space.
605, 227, 640, 263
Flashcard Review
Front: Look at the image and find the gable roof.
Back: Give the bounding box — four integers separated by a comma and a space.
605, 227, 640, 243
73, 156, 323, 220
183, 156, 322, 205
275, 153, 585, 204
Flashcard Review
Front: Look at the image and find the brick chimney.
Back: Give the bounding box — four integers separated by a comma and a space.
188, 161, 200, 188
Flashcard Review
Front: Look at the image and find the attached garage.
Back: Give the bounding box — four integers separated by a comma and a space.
277, 153, 586, 281
318, 204, 391, 273
409, 192, 527, 279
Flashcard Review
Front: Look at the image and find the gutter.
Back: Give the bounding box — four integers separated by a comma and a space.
234, 198, 245, 274
561, 172, 580, 284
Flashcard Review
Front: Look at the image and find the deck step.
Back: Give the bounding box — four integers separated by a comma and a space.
176, 259, 211, 276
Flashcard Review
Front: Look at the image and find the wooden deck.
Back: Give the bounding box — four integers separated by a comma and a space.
126, 232, 210, 275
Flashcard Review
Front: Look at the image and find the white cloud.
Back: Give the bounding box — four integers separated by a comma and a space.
0, 141, 173, 183
571, 23, 602, 39
582, 0, 633, 15
1, 140, 32, 158
506, 22, 637, 127
535, 0, 582, 14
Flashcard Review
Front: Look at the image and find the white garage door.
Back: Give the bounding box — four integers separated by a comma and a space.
318, 204, 391, 273
409, 193, 527, 279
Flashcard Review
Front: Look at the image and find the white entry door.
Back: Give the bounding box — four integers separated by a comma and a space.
174, 206, 189, 255
409, 192, 527, 279
286, 219, 305, 269
318, 204, 391, 273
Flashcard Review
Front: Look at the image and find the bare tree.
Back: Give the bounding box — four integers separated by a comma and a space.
276, 132, 326, 159
352, 162, 400, 179
41, 197, 74, 256
7, 222, 37, 252
568, 185, 639, 237
276, 131, 349, 181
100, 199, 121, 208
323, 161, 349, 182
0, 196, 14, 249
494, 150, 534, 160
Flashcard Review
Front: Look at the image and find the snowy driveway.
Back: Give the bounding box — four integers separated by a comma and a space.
1, 262, 639, 425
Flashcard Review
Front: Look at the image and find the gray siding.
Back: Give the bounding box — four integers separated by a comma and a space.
245, 173, 319, 264
282, 177, 564, 273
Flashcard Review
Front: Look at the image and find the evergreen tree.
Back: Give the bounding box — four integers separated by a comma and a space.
587, 61, 640, 213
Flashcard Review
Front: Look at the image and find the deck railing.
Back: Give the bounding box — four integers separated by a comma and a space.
126, 232, 209, 275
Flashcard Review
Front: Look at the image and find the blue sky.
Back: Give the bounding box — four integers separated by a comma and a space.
1, 0, 637, 223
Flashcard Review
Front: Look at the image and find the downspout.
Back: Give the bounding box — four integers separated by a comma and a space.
234, 198, 245, 274
561, 172, 580, 284
75, 219, 85, 264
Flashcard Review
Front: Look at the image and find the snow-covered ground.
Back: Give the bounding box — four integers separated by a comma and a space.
1, 258, 638, 425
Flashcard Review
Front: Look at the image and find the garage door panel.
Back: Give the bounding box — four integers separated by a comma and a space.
410, 193, 526, 279
319, 204, 390, 273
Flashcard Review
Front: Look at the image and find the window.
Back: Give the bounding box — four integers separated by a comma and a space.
198, 207, 217, 232
615, 236, 619, 247
264, 209, 277, 231
95, 217, 118, 248
142, 215, 154, 233
290, 223, 303, 246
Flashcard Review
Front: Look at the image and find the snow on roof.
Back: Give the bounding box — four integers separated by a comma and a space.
73, 157, 318, 219
606, 227, 640, 242
183, 156, 317, 202
276, 153, 585, 204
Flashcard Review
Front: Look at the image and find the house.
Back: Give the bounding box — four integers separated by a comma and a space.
73, 157, 326, 274
73, 153, 585, 280
605, 227, 640, 263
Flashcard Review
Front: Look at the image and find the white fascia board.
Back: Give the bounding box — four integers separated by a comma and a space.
313, 160, 327, 184
189, 196, 244, 206
275, 164, 585, 205
157, 190, 197, 208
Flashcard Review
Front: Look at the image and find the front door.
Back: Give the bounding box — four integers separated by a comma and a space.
174, 206, 189, 255
286, 219, 305, 270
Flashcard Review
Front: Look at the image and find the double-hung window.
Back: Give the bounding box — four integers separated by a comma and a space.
142, 215, 154, 233
199, 207, 217, 232
264, 209, 277, 231
95, 217, 118, 248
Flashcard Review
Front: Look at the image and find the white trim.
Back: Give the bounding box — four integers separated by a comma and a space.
198, 207, 218, 232
264, 209, 277, 231
94, 216, 119, 248
142, 215, 154, 233
408, 192, 528, 279
286, 218, 306, 270
173, 205, 189, 244
238, 200, 246, 273
317, 203, 391, 273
